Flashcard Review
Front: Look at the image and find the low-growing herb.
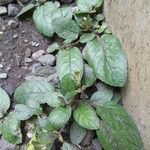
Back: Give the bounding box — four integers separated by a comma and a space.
0, 0, 143, 149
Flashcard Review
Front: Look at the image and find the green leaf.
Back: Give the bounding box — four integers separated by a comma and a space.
77, 0, 103, 12
60, 73, 78, 101
0, 119, 2, 135
1, 114, 22, 144
0, 87, 10, 118
47, 42, 60, 53
95, 14, 104, 22
62, 142, 80, 150
74, 13, 92, 31
111, 91, 121, 103
48, 106, 72, 129
97, 22, 108, 33
82, 64, 97, 88
14, 80, 55, 104
70, 122, 86, 145
14, 80, 64, 108
80, 33, 96, 43
17, 3, 35, 17
53, 19, 80, 42
73, 103, 100, 130
12, 104, 41, 121
89, 85, 113, 107
33, 2, 58, 37
84, 35, 128, 87
57, 47, 84, 84
96, 102, 143, 150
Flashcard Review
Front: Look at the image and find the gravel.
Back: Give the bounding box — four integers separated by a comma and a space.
0, 73, 8, 79
37, 54, 56, 66
8, 4, 19, 17
32, 50, 45, 60
0, 6, 7, 15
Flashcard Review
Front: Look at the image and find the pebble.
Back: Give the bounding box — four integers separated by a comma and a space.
7, 20, 18, 29
0, 73, 7, 79
8, 4, 19, 17
33, 65, 56, 77
2, 25, 6, 31
25, 48, 32, 58
32, 50, 45, 60
0, 0, 13, 5
30, 41, 39, 47
0, 6, 7, 16
37, 54, 56, 66
0, 64, 3, 68
25, 58, 34, 63
13, 34, 18, 39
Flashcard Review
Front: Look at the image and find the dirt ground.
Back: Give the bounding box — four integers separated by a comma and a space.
104, 0, 150, 149
0, 17, 49, 97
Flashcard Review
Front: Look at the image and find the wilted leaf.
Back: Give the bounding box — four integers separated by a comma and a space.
0, 87, 10, 118
80, 33, 96, 43
73, 103, 100, 130
70, 122, 86, 145
77, 0, 103, 12
96, 101, 143, 150
48, 106, 72, 129
1, 114, 22, 144
84, 35, 128, 87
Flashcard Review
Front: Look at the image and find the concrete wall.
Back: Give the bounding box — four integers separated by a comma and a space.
104, 0, 150, 149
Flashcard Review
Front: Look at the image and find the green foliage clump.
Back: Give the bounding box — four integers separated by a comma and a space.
0, 0, 143, 150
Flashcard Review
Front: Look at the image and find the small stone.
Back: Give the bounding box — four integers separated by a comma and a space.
25, 58, 34, 63
34, 65, 56, 77
0, 73, 7, 79
13, 34, 18, 39
24, 39, 28, 43
8, 4, 19, 17
0, 0, 13, 5
30, 41, 39, 47
6, 66, 11, 71
32, 50, 45, 60
0, 51, 3, 57
7, 20, 18, 29
37, 54, 56, 66
25, 48, 32, 58
0, 6, 7, 16
0, 64, 3, 68
2, 25, 6, 31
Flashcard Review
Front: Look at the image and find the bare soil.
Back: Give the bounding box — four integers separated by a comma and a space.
0, 17, 49, 97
